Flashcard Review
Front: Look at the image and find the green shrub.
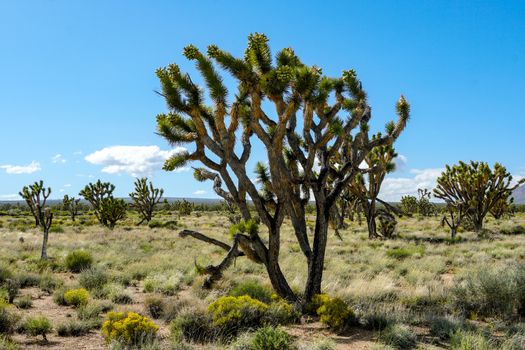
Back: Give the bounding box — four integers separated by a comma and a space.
49, 226, 64, 233
57, 320, 93, 337
0, 264, 13, 284
263, 300, 300, 326
15, 295, 33, 309
111, 291, 133, 304
145, 296, 165, 319
501, 334, 525, 350
64, 288, 90, 307
386, 245, 425, 260
229, 280, 273, 303
251, 326, 295, 350
39, 274, 63, 293
453, 268, 515, 318
429, 315, 465, 340
208, 295, 268, 332
0, 303, 19, 334
170, 308, 216, 343
22, 316, 53, 341
79, 267, 108, 293
308, 338, 337, 350
16, 273, 41, 288
65, 250, 93, 273
77, 300, 113, 323
450, 330, 494, 350
53, 287, 68, 306
378, 323, 417, 349
500, 225, 525, 235
0, 335, 19, 350
4, 279, 19, 303
101, 311, 159, 346
361, 310, 395, 331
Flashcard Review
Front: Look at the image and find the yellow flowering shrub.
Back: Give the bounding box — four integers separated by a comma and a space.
101, 311, 159, 345
63, 288, 90, 307
312, 294, 354, 331
208, 295, 268, 330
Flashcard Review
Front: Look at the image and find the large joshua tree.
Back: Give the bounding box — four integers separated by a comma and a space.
433, 161, 524, 233
156, 33, 409, 302
79, 180, 127, 229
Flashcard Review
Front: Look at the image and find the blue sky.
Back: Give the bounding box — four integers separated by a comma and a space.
0, 0, 524, 201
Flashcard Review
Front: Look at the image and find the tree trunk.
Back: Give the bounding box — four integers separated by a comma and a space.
450, 227, 457, 239
304, 201, 329, 302
41, 228, 49, 260
366, 200, 377, 239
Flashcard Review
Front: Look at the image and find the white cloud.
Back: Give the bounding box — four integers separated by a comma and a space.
0, 161, 41, 174
379, 168, 443, 201
64, 184, 72, 187
52, 154, 66, 163
0, 194, 19, 200
73, 151, 83, 155
193, 190, 207, 195
394, 154, 408, 172
85, 145, 188, 177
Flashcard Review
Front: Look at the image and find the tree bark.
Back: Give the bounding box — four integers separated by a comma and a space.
41, 228, 49, 260
304, 200, 329, 302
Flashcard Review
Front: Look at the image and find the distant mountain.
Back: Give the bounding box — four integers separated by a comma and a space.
513, 185, 525, 204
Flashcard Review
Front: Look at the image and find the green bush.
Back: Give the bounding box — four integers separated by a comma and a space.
16, 273, 41, 288
57, 320, 93, 337
22, 316, 53, 341
361, 310, 395, 331
39, 274, 63, 294
251, 326, 295, 350
0, 303, 19, 334
0, 264, 13, 284
229, 280, 273, 304
4, 279, 19, 303
263, 300, 300, 326
101, 311, 159, 346
453, 268, 515, 318
79, 267, 108, 293
170, 308, 216, 343
307, 338, 337, 350
208, 295, 268, 332
378, 323, 417, 349
77, 300, 113, 323
429, 315, 466, 340
450, 330, 494, 350
145, 296, 165, 319
15, 295, 33, 309
65, 250, 93, 273
500, 225, 525, 235
64, 288, 90, 307
501, 334, 525, 350
386, 245, 425, 260
0, 335, 19, 350
53, 287, 68, 306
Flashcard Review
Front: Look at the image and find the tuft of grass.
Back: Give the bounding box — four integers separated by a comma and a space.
378, 323, 417, 349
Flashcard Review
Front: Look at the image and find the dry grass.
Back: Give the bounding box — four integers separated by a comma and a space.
0, 210, 524, 349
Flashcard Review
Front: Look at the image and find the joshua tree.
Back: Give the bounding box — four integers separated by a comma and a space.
490, 196, 513, 220
79, 180, 127, 229
345, 143, 397, 238
400, 195, 418, 215
19, 180, 50, 227
417, 188, 435, 217
19, 181, 53, 259
62, 195, 80, 222
155, 33, 409, 302
440, 201, 466, 239
129, 177, 164, 224
433, 161, 524, 233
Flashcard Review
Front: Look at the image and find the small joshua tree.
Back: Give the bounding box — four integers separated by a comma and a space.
433, 161, 524, 233
417, 188, 436, 217
79, 180, 127, 229
129, 177, 164, 225
62, 195, 80, 222
490, 196, 513, 220
440, 202, 467, 239
400, 195, 418, 215
19, 181, 53, 259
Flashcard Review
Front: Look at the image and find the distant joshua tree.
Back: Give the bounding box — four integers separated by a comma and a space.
62, 195, 80, 222
19, 181, 53, 259
434, 161, 524, 233
79, 180, 127, 229
129, 177, 164, 225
